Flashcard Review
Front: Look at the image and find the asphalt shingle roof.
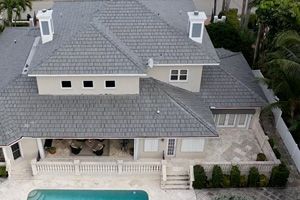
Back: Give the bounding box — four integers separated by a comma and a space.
0, 77, 216, 145
29, 25, 145, 75
199, 49, 266, 108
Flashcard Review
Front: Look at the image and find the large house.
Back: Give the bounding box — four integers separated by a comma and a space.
0, 0, 274, 190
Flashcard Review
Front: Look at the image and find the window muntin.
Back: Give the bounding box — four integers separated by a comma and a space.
167, 139, 176, 156
61, 81, 72, 88
83, 81, 93, 88
105, 80, 116, 88
170, 70, 188, 81
144, 139, 159, 152
41, 21, 50, 35
11, 143, 21, 160
192, 23, 202, 38
218, 114, 226, 126
227, 114, 236, 126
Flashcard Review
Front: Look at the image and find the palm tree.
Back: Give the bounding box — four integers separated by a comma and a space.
0, 0, 32, 26
262, 31, 300, 120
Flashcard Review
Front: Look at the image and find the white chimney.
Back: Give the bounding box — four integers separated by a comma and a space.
187, 11, 207, 44
37, 9, 54, 44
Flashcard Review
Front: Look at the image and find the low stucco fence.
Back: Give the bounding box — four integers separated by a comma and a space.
253, 70, 300, 172
31, 159, 161, 176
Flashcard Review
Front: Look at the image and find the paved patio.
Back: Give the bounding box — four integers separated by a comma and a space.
0, 176, 196, 200
201, 128, 262, 162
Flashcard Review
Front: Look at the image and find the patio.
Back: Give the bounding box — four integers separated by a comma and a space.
46, 139, 134, 160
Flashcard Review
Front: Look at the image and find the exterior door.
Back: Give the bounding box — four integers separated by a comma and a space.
166, 139, 176, 157
11, 143, 21, 160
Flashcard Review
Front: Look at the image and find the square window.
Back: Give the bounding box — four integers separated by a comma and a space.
170, 69, 188, 81
83, 81, 93, 88
61, 81, 71, 88
192, 23, 202, 38
105, 80, 115, 88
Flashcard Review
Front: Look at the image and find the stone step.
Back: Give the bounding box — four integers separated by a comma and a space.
166, 175, 189, 180
165, 180, 189, 185
161, 184, 190, 190
166, 170, 188, 176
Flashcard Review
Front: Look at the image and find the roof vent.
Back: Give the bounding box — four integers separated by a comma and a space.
36, 9, 54, 44
187, 11, 207, 44
147, 58, 154, 68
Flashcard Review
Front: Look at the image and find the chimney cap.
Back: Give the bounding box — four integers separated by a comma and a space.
187, 11, 207, 21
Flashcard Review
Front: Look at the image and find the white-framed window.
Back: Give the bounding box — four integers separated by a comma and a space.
144, 139, 159, 152
61, 81, 72, 89
11, 143, 22, 160
105, 80, 116, 89
191, 23, 202, 38
181, 138, 204, 152
169, 69, 188, 81
213, 113, 252, 128
83, 81, 94, 88
166, 138, 176, 156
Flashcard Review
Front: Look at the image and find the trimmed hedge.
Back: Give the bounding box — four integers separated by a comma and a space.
193, 165, 207, 189
248, 167, 260, 187
0, 166, 8, 177
240, 175, 247, 187
259, 174, 268, 187
269, 163, 289, 187
256, 153, 267, 161
230, 166, 241, 187
212, 165, 223, 188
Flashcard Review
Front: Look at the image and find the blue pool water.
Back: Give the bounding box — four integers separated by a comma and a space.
27, 190, 149, 200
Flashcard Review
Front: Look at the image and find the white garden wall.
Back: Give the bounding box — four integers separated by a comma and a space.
253, 70, 300, 172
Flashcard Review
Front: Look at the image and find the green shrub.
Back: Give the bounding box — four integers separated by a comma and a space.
248, 167, 260, 187
0, 166, 7, 177
223, 9, 240, 30
269, 163, 290, 187
206, 23, 242, 52
273, 148, 281, 159
193, 165, 207, 189
230, 166, 241, 187
240, 175, 247, 187
256, 153, 267, 161
222, 175, 231, 188
248, 14, 258, 30
0, 24, 4, 33
268, 138, 275, 148
259, 174, 268, 187
212, 165, 223, 188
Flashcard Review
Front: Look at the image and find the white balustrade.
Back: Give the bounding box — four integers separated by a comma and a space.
31, 159, 161, 176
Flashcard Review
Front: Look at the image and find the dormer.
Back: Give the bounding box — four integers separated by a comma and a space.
187, 11, 207, 44
37, 9, 54, 44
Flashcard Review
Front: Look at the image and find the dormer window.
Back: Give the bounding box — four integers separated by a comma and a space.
191, 23, 202, 38
188, 11, 207, 43
37, 9, 54, 44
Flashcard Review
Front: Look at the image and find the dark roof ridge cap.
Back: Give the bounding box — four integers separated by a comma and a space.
133, 0, 220, 64
91, 20, 145, 73
217, 65, 267, 104
150, 78, 217, 135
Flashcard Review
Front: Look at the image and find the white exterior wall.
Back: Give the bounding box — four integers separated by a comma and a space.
36, 76, 140, 95
147, 65, 203, 92
137, 138, 206, 159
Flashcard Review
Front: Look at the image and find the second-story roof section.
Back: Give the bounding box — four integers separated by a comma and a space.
94, 0, 220, 65
29, 24, 145, 75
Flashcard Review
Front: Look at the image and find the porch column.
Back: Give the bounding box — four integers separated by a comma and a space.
36, 138, 45, 159
134, 138, 139, 160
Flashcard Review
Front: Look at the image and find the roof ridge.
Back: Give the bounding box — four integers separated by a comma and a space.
91, 19, 145, 73
151, 78, 217, 135
218, 64, 267, 104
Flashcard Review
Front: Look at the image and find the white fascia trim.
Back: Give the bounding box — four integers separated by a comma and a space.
153, 63, 220, 67
28, 74, 147, 77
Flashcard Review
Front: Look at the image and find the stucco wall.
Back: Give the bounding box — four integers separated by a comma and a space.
147, 65, 203, 92
36, 76, 140, 95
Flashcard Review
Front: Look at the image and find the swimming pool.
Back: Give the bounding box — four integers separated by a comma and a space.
27, 189, 149, 200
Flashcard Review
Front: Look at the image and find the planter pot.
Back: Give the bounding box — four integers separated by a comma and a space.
70, 145, 82, 155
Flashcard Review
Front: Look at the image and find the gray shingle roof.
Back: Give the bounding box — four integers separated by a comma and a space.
29, 25, 145, 75
198, 49, 266, 108
0, 28, 35, 89
94, 0, 219, 65
0, 76, 217, 145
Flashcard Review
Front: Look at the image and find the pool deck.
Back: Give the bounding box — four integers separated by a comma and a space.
0, 175, 196, 200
